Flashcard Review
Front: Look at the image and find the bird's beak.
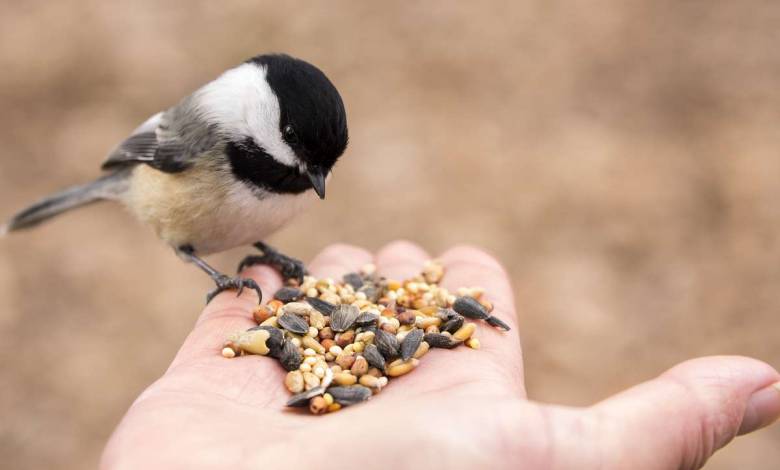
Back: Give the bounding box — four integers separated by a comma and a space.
306, 168, 327, 199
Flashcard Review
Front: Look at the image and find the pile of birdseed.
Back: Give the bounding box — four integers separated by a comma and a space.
221, 261, 510, 414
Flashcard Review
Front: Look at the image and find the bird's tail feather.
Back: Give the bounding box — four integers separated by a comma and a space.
2, 170, 130, 234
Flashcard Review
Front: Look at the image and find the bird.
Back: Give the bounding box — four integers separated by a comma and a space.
1, 53, 349, 304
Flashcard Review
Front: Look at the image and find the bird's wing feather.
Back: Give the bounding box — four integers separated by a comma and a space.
101, 101, 219, 173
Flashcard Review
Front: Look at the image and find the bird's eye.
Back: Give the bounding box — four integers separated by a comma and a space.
282, 125, 297, 144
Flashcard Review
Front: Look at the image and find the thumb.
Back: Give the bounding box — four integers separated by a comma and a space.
589, 356, 780, 470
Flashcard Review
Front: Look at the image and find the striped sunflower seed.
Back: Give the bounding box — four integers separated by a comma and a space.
306, 296, 337, 316
331, 304, 360, 332
327, 385, 372, 406
452, 296, 490, 320
355, 312, 379, 327
343, 272, 364, 290
278, 313, 310, 335
362, 343, 386, 370
441, 314, 464, 334
374, 328, 400, 360
486, 315, 511, 331
274, 287, 303, 302
424, 332, 462, 349
286, 386, 325, 407
278, 340, 303, 371
400, 328, 424, 361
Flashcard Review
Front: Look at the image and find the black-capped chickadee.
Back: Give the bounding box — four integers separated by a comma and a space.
1, 53, 348, 303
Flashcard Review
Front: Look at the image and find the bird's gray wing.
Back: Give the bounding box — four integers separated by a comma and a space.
101, 100, 219, 173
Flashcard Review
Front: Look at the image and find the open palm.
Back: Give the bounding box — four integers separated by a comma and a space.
102, 242, 780, 470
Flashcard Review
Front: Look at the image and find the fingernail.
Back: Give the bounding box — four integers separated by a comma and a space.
738, 382, 780, 435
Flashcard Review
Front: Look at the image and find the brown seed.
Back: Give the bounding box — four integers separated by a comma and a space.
309, 396, 328, 415
386, 358, 419, 377
321, 338, 335, 351
333, 372, 357, 386
396, 310, 417, 325
380, 322, 398, 334
452, 322, 477, 341
278, 313, 310, 335
367, 367, 383, 378
424, 325, 440, 334
413, 341, 430, 358
331, 304, 360, 332
319, 326, 335, 341
335, 329, 356, 348
266, 299, 284, 313
285, 370, 304, 393
252, 304, 273, 323
335, 352, 356, 370
350, 356, 369, 377
400, 328, 424, 361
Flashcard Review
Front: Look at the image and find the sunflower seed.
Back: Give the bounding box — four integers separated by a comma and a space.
248, 325, 285, 358
327, 385, 372, 406
274, 287, 303, 302
343, 272, 364, 290
424, 332, 462, 349
358, 285, 381, 303
441, 315, 464, 334
486, 315, 511, 331
400, 328, 424, 361
278, 340, 303, 371
374, 328, 400, 360
306, 296, 337, 316
331, 304, 360, 332
286, 386, 325, 407
362, 343, 386, 370
452, 296, 490, 320
355, 312, 379, 327
278, 313, 310, 335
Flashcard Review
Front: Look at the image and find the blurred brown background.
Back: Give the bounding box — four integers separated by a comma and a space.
1, 1, 779, 468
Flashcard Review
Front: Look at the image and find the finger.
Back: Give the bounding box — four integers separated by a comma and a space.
307, 243, 373, 280
374, 240, 431, 281
587, 356, 780, 470
171, 264, 283, 368
437, 245, 525, 395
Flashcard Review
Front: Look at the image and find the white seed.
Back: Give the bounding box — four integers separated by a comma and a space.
303, 348, 317, 357
299, 363, 312, 373
329, 345, 343, 355
307, 326, 319, 337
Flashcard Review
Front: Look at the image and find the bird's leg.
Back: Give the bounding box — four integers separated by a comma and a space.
237, 241, 306, 285
177, 246, 263, 305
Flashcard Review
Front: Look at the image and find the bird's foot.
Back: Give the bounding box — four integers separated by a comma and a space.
206, 274, 263, 305
238, 242, 306, 285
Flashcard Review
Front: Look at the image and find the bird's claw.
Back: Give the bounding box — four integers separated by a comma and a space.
237, 249, 306, 285
206, 275, 263, 305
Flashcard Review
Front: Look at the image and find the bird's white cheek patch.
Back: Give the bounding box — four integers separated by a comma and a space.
195, 62, 298, 167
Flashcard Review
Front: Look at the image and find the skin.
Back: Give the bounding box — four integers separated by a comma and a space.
101, 241, 780, 470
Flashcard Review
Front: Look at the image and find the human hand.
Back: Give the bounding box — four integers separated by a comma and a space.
101, 241, 780, 470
